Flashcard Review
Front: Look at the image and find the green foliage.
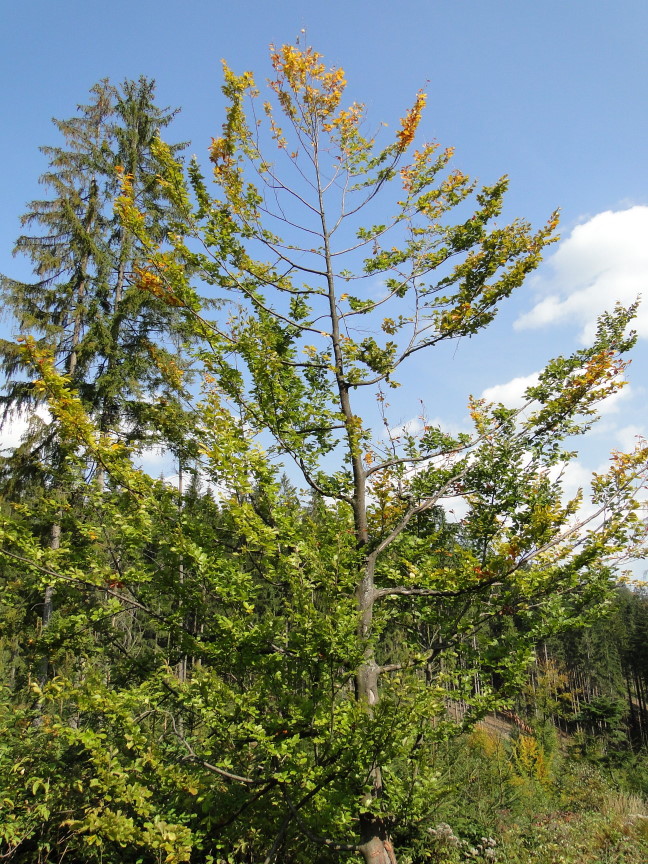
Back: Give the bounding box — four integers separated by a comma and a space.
1, 43, 648, 864
0, 77, 194, 496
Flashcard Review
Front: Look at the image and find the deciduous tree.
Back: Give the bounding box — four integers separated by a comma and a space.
1, 44, 647, 864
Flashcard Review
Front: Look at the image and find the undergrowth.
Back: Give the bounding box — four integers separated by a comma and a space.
396, 725, 648, 864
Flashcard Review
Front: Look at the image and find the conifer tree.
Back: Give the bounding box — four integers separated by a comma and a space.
0, 82, 111, 490
87, 77, 193, 459
0, 78, 193, 690
0, 77, 193, 488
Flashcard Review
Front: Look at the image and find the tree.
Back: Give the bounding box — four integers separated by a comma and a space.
0, 77, 192, 490
0, 78, 194, 697
1, 44, 647, 864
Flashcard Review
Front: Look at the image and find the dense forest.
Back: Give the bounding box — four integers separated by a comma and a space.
1, 46, 648, 864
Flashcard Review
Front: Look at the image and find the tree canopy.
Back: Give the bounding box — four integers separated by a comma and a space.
0, 45, 647, 864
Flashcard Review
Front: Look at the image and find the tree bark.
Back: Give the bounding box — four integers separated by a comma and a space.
312, 121, 398, 864
38, 519, 60, 688
359, 817, 398, 864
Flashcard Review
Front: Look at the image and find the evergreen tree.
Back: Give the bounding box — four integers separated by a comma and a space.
0, 78, 194, 692
0, 77, 193, 492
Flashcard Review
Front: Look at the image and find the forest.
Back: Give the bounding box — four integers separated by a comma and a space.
1, 45, 648, 864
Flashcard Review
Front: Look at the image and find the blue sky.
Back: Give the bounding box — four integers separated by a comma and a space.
3, 0, 648, 234
2, 0, 647, 560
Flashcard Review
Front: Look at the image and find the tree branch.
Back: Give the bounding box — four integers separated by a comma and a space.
0, 548, 162, 620
374, 577, 500, 601
280, 786, 361, 853
172, 719, 265, 786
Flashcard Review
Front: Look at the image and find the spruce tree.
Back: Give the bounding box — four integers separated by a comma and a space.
0, 78, 193, 690
0, 77, 193, 489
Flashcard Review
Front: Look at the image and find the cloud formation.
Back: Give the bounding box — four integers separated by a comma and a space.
385, 417, 425, 440
482, 372, 540, 409
515, 206, 648, 343
0, 407, 52, 452
481, 372, 631, 416
616, 424, 646, 451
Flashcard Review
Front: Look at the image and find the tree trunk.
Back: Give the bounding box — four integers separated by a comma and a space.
315, 127, 396, 864
39, 254, 88, 681
96, 237, 130, 492
38, 519, 61, 688
177, 461, 188, 684
359, 817, 398, 864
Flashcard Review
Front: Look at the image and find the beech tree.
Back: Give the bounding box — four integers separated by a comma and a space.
1, 45, 647, 864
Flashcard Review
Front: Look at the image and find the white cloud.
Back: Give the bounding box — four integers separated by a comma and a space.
439, 495, 470, 523
548, 458, 593, 502
423, 416, 469, 439
136, 444, 175, 475
482, 373, 631, 416
0, 407, 52, 452
515, 206, 648, 343
616, 424, 646, 451
385, 416, 424, 440
597, 383, 633, 416
482, 372, 540, 408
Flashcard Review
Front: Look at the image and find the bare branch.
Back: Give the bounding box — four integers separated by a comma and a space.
364, 447, 464, 479
0, 548, 162, 619
262, 816, 292, 864
367, 461, 473, 562
180, 755, 262, 786
374, 578, 500, 601
172, 718, 264, 785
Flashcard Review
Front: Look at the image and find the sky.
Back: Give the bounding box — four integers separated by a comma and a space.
1, 0, 647, 567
